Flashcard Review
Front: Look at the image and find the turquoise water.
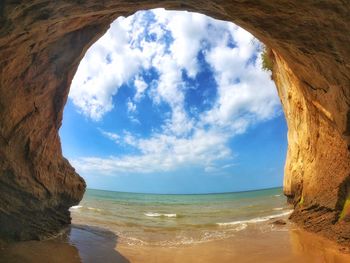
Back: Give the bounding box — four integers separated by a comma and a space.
70, 187, 292, 246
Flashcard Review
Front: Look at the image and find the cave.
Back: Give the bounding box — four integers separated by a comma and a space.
0, 1, 349, 244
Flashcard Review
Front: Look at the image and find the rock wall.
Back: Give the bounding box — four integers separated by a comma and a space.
273, 52, 350, 243
0, 1, 349, 242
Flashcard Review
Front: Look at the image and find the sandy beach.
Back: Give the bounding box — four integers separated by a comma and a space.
2, 189, 350, 263
118, 228, 350, 263
1, 222, 350, 263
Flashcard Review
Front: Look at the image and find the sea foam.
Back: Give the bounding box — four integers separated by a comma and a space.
70, 205, 102, 212
86, 207, 102, 212
70, 205, 83, 209
144, 212, 177, 218
216, 210, 293, 226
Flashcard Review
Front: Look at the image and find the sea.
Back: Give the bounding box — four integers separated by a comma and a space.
70, 187, 293, 247
4, 187, 350, 263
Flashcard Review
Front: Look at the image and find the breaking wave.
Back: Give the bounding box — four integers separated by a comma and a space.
217, 210, 293, 226
144, 212, 177, 218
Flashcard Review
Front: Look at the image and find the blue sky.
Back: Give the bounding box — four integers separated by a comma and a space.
60, 9, 287, 194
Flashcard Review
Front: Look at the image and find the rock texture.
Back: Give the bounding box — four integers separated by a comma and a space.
0, 1, 349, 242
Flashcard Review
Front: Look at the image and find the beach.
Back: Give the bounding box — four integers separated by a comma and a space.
1, 188, 350, 262
2, 223, 350, 263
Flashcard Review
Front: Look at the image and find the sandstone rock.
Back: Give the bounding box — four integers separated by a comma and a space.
0, 1, 349, 243
271, 219, 287, 226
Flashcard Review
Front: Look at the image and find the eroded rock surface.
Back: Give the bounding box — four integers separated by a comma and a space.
0, 1, 349, 242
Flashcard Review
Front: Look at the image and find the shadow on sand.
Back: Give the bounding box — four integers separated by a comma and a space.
0, 225, 129, 263
69, 224, 130, 263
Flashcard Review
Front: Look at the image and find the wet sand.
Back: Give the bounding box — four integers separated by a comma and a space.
1, 223, 350, 263
119, 229, 350, 263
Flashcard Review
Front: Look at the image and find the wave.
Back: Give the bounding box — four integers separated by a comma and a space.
70, 205, 83, 209
86, 207, 102, 212
216, 210, 293, 227
144, 212, 177, 218
223, 223, 248, 231
273, 207, 284, 211
122, 225, 248, 247
70, 205, 102, 212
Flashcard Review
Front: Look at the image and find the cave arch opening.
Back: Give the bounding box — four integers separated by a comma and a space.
61, 8, 292, 246
60, 9, 288, 195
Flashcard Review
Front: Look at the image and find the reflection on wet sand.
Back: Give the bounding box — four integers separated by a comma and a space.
1, 224, 350, 263
0, 225, 129, 263
289, 229, 350, 263
0, 236, 81, 263
116, 225, 350, 263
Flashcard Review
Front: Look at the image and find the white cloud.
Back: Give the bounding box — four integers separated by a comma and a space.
133, 76, 148, 101
127, 99, 137, 113
69, 15, 152, 120
158, 10, 209, 78
99, 129, 120, 144
69, 9, 281, 176
73, 128, 232, 175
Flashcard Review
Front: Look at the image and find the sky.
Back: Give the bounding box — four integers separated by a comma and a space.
60, 9, 287, 194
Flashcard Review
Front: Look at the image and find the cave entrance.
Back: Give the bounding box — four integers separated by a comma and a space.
61, 10, 291, 248
60, 9, 288, 195
60, 9, 292, 247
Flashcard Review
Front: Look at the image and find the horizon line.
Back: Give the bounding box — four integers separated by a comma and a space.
85, 185, 283, 196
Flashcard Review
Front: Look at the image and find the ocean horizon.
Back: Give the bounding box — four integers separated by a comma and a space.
84, 185, 284, 196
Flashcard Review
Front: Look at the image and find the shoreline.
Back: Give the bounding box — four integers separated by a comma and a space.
1, 220, 350, 263
117, 229, 350, 263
